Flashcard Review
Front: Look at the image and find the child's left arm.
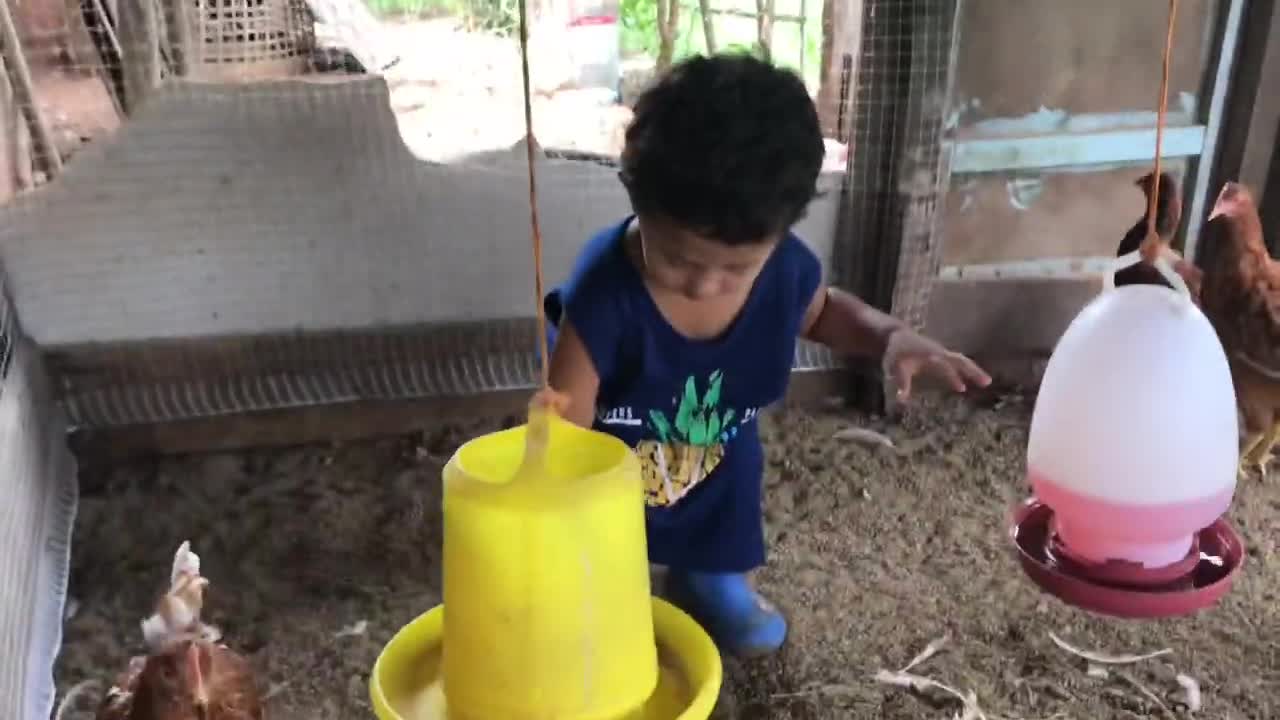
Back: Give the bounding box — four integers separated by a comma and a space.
800, 284, 992, 401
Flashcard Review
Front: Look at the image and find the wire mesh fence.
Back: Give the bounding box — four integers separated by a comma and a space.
0, 1, 967, 716
840, 0, 958, 328
0, 0, 959, 431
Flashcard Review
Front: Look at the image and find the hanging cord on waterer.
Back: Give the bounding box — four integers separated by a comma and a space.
516, 0, 552, 388
1140, 0, 1178, 263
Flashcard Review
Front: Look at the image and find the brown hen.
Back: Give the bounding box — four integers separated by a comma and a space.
96, 542, 264, 720
1113, 171, 1203, 301
1198, 182, 1280, 480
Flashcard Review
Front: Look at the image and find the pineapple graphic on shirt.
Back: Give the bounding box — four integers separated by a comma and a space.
635, 370, 740, 506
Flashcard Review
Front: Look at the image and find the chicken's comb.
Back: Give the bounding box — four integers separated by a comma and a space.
171, 540, 201, 587
1209, 182, 1255, 220
1217, 182, 1252, 207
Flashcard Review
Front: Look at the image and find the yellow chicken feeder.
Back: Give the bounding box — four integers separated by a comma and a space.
370, 406, 722, 720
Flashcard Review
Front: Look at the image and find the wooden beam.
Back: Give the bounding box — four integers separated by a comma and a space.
938, 256, 1116, 281
814, 0, 861, 137
947, 125, 1206, 174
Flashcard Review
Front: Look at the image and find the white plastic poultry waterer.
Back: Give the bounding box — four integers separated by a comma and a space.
1011, 251, 1245, 618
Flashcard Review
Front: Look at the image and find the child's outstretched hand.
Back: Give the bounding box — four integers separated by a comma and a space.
882, 328, 991, 402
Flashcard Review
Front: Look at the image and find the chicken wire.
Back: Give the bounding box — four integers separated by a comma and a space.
0, 0, 956, 435
0, 4, 958, 712
0, 264, 79, 720
840, 0, 960, 329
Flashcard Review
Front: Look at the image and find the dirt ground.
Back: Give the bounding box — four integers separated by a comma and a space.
51, 392, 1279, 719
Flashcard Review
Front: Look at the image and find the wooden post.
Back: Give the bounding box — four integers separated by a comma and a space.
0, 54, 15, 200
833, 0, 962, 413
698, 0, 715, 53
654, 0, 678, 71
117, 0, 162, 113
886, 0, 964, 329
815, 0, 860, 137
169, 0, 194, 77
754, 0, 774, 61
0, 0, 62, 179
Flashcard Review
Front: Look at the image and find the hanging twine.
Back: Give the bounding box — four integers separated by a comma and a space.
1141, 0, 1178, 263
516, 0, 552, 389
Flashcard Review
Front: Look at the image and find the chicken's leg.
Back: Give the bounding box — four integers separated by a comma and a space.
1241, 427, 1278, 480
1240, 432, 1264, 480
1243, 422, 1280, 481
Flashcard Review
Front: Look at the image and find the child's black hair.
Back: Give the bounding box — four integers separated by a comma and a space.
620, 53, 824, 246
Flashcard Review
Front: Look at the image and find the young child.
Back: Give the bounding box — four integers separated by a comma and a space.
543, 54, 990, 658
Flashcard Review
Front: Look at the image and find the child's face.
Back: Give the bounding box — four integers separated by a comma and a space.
636, 215, 778, 301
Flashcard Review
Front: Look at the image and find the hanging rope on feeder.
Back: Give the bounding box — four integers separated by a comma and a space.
1111, 0, 1190, 297
514, 0, 573, 434
1138, 0, 1178, 268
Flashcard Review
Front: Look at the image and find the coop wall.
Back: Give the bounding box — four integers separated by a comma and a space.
0, 76, 843, 428
919, 0, 1232, 386
0, 267, 78, 720
0, 0, 1242, 429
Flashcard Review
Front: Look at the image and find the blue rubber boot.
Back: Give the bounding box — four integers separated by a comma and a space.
665, 571, 787, 658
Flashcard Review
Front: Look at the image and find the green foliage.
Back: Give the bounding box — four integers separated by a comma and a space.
620, 0, 660, 56
462, 0, 523, 35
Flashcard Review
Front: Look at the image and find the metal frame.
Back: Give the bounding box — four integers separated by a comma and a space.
1184, 0, 1247, 261
938, 0, 1246, 279
1201, 0, 1280, 252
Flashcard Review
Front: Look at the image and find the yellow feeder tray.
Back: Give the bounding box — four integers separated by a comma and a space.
370, 407, 723, 720
369, 599, 722, 720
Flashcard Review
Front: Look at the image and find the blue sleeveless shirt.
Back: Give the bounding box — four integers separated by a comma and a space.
545, 217, 821, 572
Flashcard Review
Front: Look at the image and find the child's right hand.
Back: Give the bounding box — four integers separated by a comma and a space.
529, 387, 571, 417
882, 328, 991, 402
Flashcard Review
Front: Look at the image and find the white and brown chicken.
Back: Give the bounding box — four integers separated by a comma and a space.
96, 542, 263, 720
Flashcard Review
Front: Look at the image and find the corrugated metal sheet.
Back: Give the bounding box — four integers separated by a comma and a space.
0, 265, 78, 720
48, 322, 837, 428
